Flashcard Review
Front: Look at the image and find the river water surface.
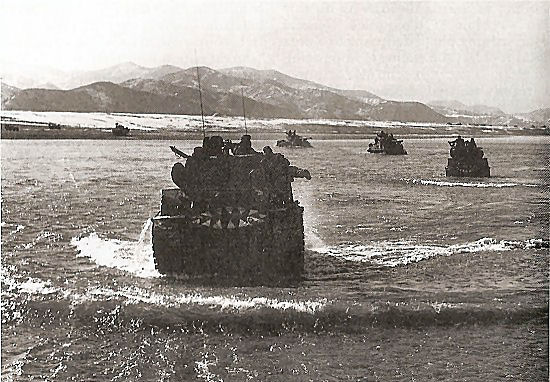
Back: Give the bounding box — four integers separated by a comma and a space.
1, 136, 548, 381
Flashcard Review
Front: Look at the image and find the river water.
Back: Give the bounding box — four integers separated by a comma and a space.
1, 136, 548, 381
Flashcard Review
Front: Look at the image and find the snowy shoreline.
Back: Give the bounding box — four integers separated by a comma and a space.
1, 110, 546, 140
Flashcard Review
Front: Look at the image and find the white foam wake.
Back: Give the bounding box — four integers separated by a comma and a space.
315, 237, 529, 267
82, 286, 327, 314
1, 273, 58, 296
402, 178, 540, 188
2, 273, 327, 314
70, 219, 159, 278
0, 222, 26, 236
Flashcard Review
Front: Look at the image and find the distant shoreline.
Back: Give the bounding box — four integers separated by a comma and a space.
1, 123, 547, 140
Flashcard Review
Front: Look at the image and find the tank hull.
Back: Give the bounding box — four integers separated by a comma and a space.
366, 147, 385, 154
152, 189, 305, 281
276, 140, 312, 148
445, 158, 490, 177
112, 128, 129, 136
367, 146, 407, 155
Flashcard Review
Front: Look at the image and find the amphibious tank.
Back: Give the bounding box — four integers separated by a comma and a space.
276, 130, 312, 148
112, 123, 130, 136
151, 135, 311, 282
367, 130, 407, 155
445, 136, 490, 177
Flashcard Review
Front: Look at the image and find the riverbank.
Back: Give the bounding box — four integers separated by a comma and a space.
1, 122, 547, 140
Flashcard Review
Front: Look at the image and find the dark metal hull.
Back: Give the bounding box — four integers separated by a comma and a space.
276, 140, 312, 148
367, 147, 407, 155
152, 189, 305, 282
445, 158, 490, 177
112, 127, 130, 136
367, 147, 385, 154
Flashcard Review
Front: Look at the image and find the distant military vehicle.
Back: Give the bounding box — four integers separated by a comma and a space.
152, 135, 311, 282
367, 130, 407, 155
2, 124, 19, 132
112, 123, 130, 136
445, 136, 490, 177
276, 130, 312, 148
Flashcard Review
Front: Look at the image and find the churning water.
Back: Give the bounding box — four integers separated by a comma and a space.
1, 136, 548, 381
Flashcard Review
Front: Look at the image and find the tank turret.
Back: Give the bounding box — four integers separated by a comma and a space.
445, 136, 490, 177
152, 135, 311, 282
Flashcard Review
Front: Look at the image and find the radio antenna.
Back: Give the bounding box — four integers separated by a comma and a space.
195, 65, 206, 138
240, 83, 247, 135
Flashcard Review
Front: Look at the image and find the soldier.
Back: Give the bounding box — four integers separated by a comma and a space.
261, 146, 293, 206
209, 136, 224, 156
468, 138, 477, 149
222, 139, 234, 155
234, 134, 259, 155
201, 137, 211, 155
263, 145, 275, 156
192, 146, 207, 159
450, 136, 466, 159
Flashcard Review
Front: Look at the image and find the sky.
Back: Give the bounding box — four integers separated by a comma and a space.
1, 0, 548, 113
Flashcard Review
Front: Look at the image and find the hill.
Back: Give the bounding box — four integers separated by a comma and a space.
428, 100, 506, 117
5, 82, 192, 114
518, 108, 550, 124
4, 64, 448, 122
4, 80, 302, 118
1, 83, 20, 106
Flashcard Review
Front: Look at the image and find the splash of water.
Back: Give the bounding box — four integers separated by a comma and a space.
70, 219, 159, 278
297, 189, 326, 250
137, 218, 152, 245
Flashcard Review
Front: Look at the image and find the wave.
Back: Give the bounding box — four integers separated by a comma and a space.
13, 178, 41, 187
3, 277, 546, 333
2, 262, 546, 333
14, 230, 63, 250
1, 222, 25, 236
81, 286, 326, 314
2, 272, 327, 317
402, 178, 541, 188
313, 237, 546, 267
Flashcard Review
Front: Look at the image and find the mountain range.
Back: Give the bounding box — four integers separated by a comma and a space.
2, 62, 548, 125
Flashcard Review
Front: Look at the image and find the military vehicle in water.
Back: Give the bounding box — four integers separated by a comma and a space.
445, 136, 490, 177
112, 123, 130, 136
367, 130, 407, 155
48, 122, 62, 130
276, 130, 313, 148
151, 134, 311, 282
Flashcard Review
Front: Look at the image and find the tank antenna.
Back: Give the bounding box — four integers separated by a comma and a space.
195, 65, 206, 138
193, 50, 206, 138
240, 82, 247, 135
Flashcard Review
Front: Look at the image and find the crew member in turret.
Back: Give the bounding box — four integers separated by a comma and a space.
234, 135, 259, 155
449, 136, 467, 159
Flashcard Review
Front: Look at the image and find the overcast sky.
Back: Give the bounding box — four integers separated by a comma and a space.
1, 0, 548, 113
